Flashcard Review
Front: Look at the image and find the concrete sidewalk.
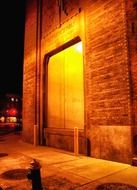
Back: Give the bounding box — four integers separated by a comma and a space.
0, 132, 137, 190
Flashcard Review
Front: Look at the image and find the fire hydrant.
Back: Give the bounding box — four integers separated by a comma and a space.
27, 159, 43, 190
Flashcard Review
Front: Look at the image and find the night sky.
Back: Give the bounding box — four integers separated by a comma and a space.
1, 1, 26, 96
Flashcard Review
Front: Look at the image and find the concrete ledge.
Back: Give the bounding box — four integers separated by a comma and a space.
44, 128, 87, 154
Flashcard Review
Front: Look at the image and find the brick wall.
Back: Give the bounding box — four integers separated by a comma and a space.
23, 0, 135, 163
22, 0, 37, 143
83, 0, 132, 163
85, 0, 131, 126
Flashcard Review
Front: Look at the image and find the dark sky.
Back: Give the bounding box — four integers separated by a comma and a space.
1, 1, 26, 96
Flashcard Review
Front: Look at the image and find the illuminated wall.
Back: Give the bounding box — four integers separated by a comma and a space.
47, 42, 84, 130
22, 0, 37, 143
23, 0, 137, 164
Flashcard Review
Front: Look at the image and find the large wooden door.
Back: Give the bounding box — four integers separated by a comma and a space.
47, 41, 84, 130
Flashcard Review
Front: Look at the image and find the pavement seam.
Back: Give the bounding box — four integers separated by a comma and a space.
63, 166, 131, 188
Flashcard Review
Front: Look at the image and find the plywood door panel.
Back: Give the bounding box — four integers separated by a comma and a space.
64, 42, 84, 129
47, 52, 64, 128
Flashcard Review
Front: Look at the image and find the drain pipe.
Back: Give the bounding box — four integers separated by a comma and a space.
34, 0, 41, 146
74, 127, 79, 156
34, 125, 38, 146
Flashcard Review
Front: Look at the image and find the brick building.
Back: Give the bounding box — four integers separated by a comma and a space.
23, 0, 137, 164
0, 93, 22, 128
